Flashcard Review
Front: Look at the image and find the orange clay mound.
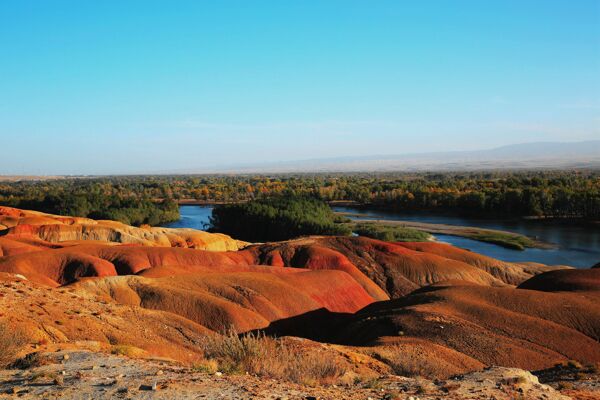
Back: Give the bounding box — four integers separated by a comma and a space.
0, 273, 212, 362
0, 236, 58, 257
326, 281, 600, 371
1, 206, 594, 377
241, 236, 560, 297
363, 337, 486, 378
0, 243, 277, 286
518, 267, 600, 293
0, 235, 522, 298
72, 268, 373, 333
0, 206, 246, 250
0, 218, 563, 297
397, 241, 566, 285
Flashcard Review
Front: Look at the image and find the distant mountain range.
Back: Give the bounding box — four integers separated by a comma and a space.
195, 140, 600, 173
2, 141, 599, 179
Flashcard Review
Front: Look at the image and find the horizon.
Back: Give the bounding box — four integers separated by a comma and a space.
0, 139, 599, 177
1, 1, 599, 174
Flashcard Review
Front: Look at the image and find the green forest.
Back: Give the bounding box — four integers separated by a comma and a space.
0, 179, 179, 226
209, 197, 351, 242
0, 170, 598, 225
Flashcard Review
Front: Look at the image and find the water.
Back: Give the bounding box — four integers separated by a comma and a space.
165, 205, 600, 268
163, 205, 212, 230
333, 206, 600, 268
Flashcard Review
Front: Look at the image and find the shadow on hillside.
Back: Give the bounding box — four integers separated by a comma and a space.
245, 301, 408, 346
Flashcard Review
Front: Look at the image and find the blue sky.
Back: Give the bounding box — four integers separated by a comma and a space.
0, 0, 599, 174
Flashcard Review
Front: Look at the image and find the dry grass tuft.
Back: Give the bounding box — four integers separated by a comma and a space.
371, 345, 446, 378
0, 321, 28, 368
192, 359, 219, 374
566, 360, 583, 370
200, 330, 346, 385
557, 381, 574, 390
110, 344, 147, 358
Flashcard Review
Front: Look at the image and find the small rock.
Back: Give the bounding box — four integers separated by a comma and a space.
62, 354, 70, 361
139, 383, 157, 391
53, 375, 64, 386
156, 369, 164, 375
10, 387, 23, 394
214, 371, 223, 377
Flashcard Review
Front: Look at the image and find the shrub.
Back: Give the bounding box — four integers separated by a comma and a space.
353, 223, 430, 242
192, 359, 219, 374
557, 381, 574, 390
371, 345, 446, 378
0, 321, 28, 368
468, 231, 534, 250
201, 330, 268, 374
200, 331, 346, 385
566, 360, 583, 370
11, 351, 49, 369
110, 344, 146, 358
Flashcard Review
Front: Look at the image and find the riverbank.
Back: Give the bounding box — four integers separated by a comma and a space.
178, 200, 597, 224
344, 216, 553, 250
173, 203, 555, 249
178, 199, 366, 207
165, 205, 599, 267
177, 199, 243, 205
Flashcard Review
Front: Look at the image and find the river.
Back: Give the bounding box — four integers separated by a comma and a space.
165, 205, 600, 268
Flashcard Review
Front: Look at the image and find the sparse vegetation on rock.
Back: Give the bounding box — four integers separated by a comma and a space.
201, 331, 347, 385
0, 321, 27, 368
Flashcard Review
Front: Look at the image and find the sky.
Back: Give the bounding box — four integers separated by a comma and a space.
0, 0, 599, 175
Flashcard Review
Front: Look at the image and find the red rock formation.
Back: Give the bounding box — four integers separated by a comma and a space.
328, 281, 600, 371
0, 206, 245, 250
74, 268, 373, 332
0, 207, 596, 377
242, 237, 563, 297
518, 268, 600, 293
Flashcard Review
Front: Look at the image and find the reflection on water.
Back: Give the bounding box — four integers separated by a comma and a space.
165, 205, 600, 269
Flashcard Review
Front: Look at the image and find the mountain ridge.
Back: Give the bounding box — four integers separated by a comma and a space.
181, 140, 600, 174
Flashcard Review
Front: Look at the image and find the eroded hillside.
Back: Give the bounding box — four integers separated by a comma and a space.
0, 206, 598, 399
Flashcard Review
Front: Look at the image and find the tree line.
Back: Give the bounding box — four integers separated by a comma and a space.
209, 197, 351, 242
0, 170, 598, 222
0, 179, 179, 226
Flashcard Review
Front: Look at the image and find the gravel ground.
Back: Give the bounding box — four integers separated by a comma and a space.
0, 349, 586, 400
